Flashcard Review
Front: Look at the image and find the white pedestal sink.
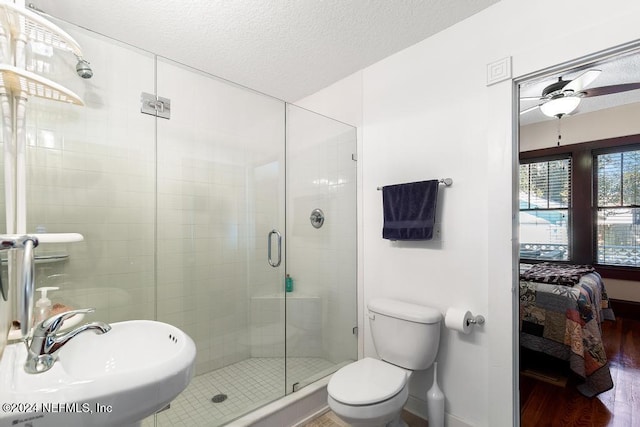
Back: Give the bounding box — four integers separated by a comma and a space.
0, 320, 196, 427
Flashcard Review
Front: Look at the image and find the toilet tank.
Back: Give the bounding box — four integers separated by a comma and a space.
368, 298, 442, 370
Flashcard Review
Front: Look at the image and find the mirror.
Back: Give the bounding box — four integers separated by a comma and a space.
517, 48, 640, 423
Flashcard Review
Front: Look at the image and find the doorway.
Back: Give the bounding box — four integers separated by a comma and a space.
516, 45, 640, 425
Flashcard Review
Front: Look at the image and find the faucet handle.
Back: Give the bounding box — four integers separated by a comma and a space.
38, 308, 96, 335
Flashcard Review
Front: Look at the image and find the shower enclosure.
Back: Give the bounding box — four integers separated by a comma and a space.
2, 17, 357, 427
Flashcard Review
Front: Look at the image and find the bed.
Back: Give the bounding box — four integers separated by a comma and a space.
519, 262, 616, 397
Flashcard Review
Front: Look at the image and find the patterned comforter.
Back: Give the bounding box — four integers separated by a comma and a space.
519, 266, 615, 397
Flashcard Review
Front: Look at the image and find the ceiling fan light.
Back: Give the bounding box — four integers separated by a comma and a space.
540, 97, 580, 118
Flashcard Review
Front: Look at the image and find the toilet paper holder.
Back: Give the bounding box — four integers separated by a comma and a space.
467, 314, 485, 326
444, 308, 486, 334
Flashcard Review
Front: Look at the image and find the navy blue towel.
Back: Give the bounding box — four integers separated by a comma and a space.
382, 180, 439, 240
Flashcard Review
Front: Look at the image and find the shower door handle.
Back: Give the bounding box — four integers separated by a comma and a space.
268, 229, 282, 267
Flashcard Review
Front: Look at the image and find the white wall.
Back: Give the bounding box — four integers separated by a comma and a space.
521, 103, 640, 151
297, 1, 640, 426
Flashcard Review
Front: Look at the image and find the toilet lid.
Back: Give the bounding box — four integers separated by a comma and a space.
328, 357, 407, 405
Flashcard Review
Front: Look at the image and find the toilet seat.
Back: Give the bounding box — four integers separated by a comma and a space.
328, 357, 408, 405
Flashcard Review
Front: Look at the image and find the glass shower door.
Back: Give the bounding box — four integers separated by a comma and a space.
155, 57, 287, 425
284, 104, 358, 393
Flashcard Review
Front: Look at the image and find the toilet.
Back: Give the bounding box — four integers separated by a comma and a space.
327, 298, 442, 427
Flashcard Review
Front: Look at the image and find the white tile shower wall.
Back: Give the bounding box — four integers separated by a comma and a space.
286, 296, 322, 356
248, 161, 286, 314
250, 295, 285, 357
24, 26, 156, 326
250, 294, 322, 358
156, 59, 285, 374
247, 143, 286, 357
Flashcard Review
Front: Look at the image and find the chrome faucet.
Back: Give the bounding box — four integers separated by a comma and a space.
0, 235, 111, 373
25, 308, 111, 374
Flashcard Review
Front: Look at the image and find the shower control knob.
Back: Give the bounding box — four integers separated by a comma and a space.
310, 208, 325, 228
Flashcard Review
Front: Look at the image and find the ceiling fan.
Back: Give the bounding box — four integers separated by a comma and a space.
520, 69, 640, 118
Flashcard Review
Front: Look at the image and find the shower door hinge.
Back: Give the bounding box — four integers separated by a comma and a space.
141, 92, 171, 119
352, 326, 358, 336
351, 153, 357, 161
292, 382, 300, 392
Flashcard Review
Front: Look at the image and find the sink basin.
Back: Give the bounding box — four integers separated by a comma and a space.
0, 320, 195, 427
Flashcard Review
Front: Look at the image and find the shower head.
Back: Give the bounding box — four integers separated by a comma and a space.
25, 4, 92, 80
75, 57, 93, 79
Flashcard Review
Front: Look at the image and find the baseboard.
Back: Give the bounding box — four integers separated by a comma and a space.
446, 414, 475, 427
609, 298, 640, 321
291, 406, 330, 427
229, 378, 476, 427
405, 395, 474, 427
405, 395, 428, 420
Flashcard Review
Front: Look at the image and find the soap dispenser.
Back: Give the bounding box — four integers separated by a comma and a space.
34, 287, 59, 324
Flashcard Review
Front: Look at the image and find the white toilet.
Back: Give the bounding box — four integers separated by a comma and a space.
327, 298, 442, 427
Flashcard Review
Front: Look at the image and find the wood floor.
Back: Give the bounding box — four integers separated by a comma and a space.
520, 316, 639, 426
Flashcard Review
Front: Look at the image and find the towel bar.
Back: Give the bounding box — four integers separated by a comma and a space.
377, 178, 453, 190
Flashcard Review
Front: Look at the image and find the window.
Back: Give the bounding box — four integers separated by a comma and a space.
596, 149, 640, 266
520, 135, 640, 281
519, 158, 571, 261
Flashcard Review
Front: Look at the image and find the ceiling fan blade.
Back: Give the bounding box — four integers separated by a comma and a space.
520, 104, 541, 115
563, 69, 602, 92
581, 82, 640, 97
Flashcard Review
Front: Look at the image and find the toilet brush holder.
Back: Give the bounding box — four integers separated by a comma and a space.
427, 362, 445, 427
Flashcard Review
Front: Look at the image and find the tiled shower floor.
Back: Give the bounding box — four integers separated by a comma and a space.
142, 357, 336, 427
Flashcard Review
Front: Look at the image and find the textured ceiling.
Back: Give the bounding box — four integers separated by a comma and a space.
30, 0, 500, 101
